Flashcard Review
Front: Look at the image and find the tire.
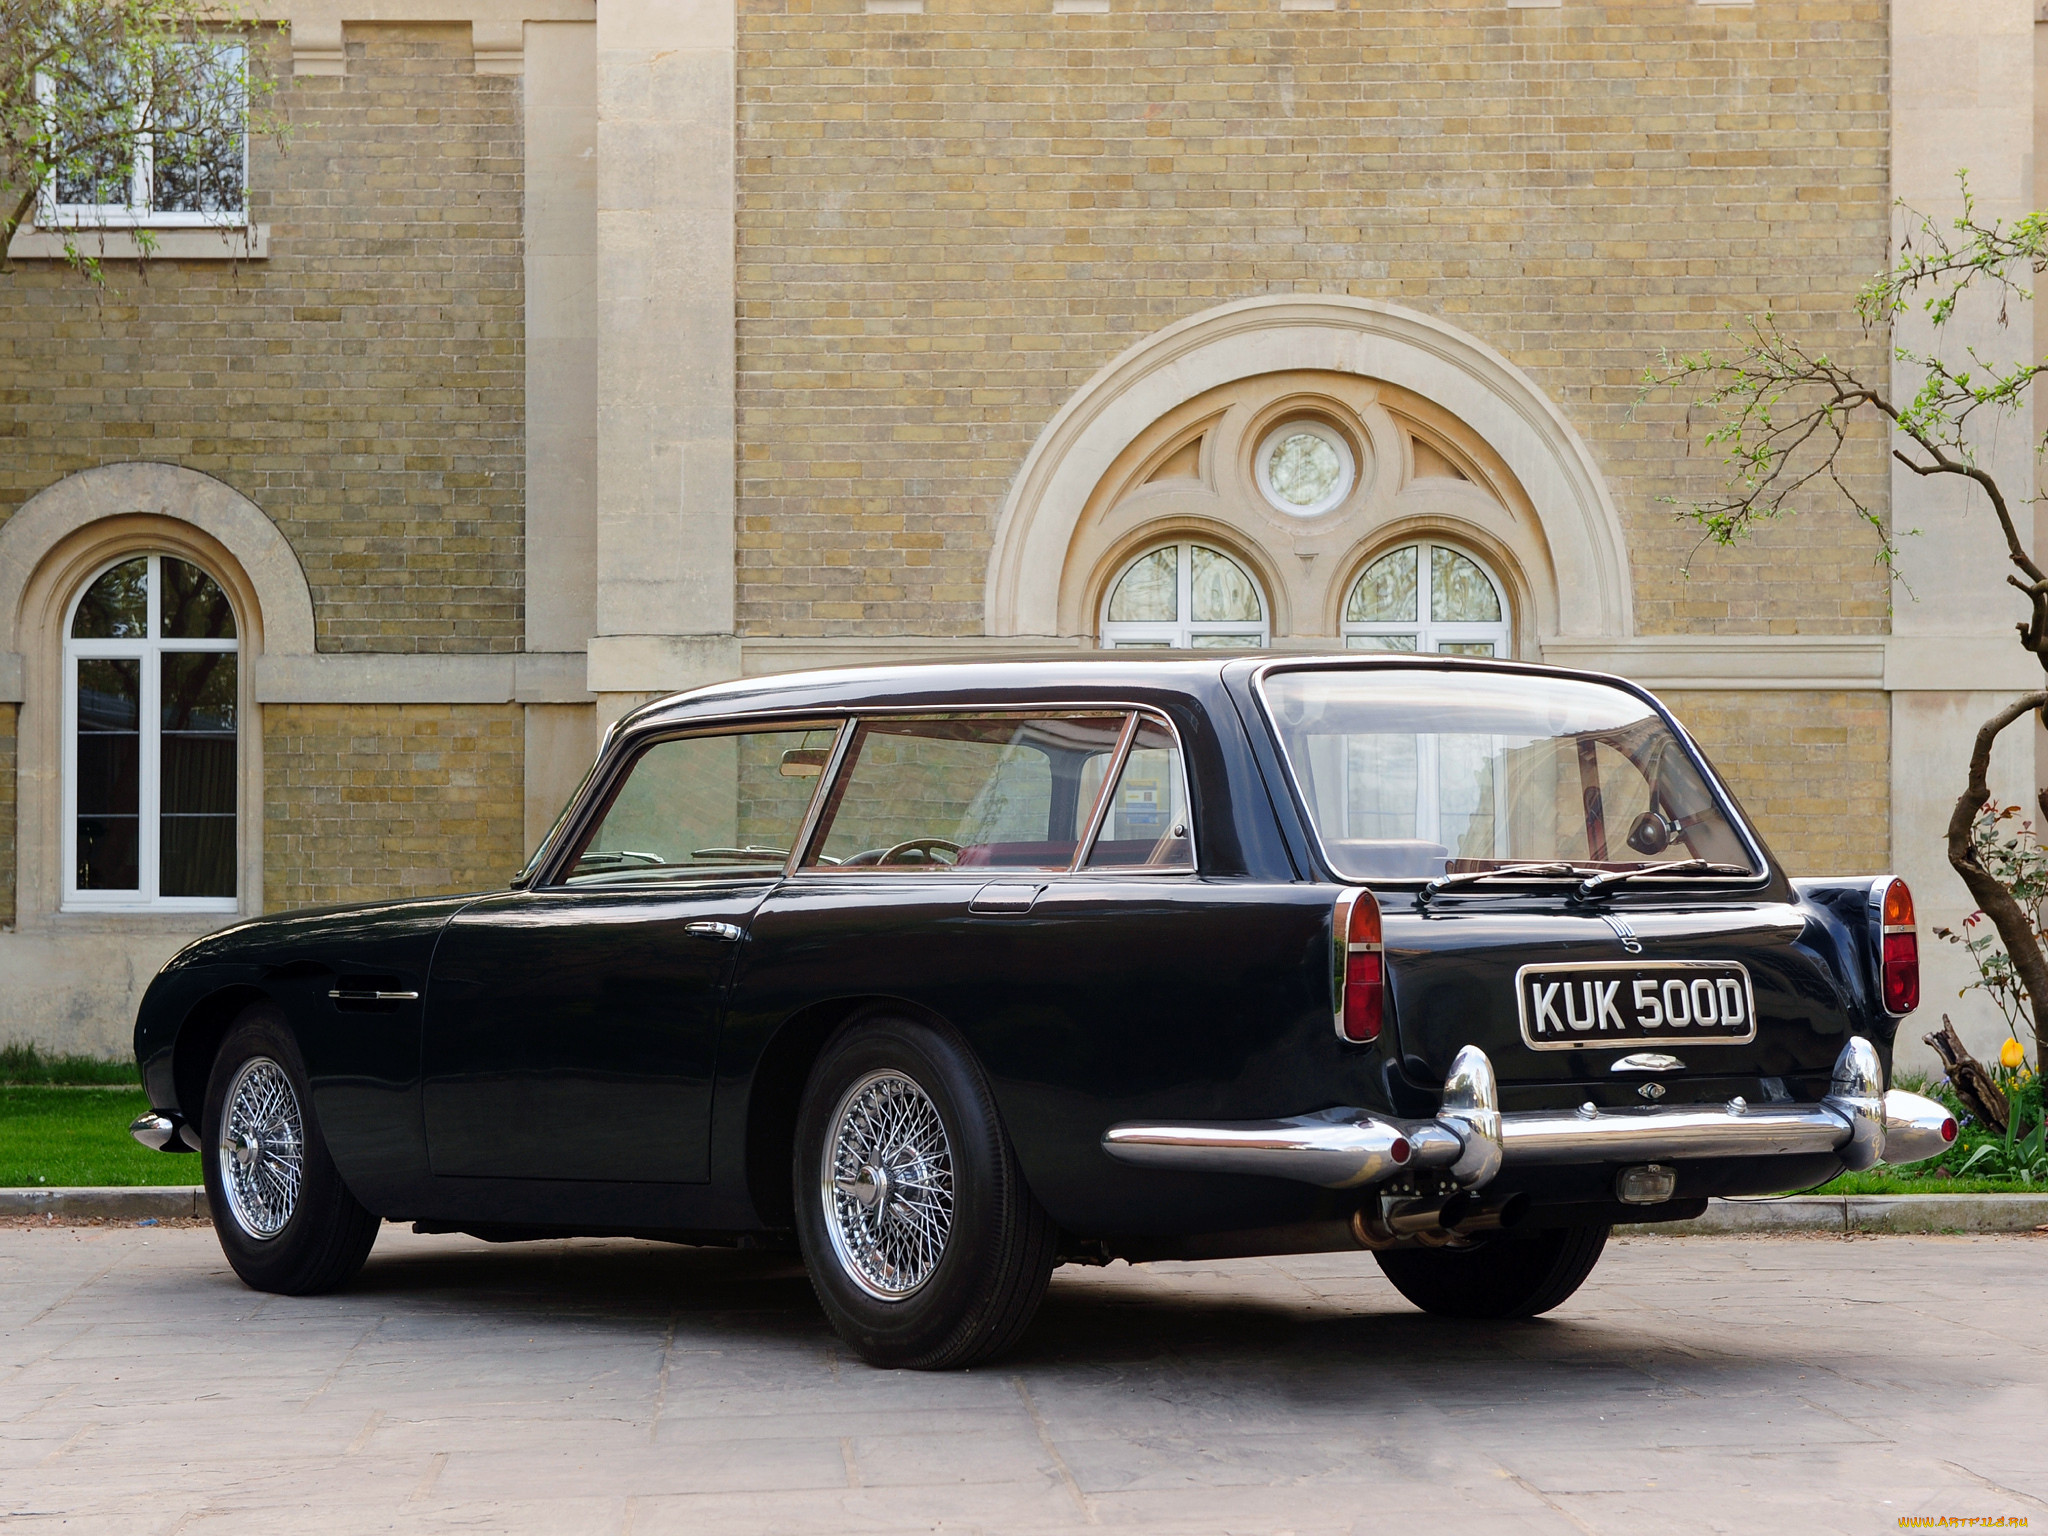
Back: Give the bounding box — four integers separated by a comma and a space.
793, 1013, 1056, 1369
201, 1006, 381, 1295
1374, 1223, 1610, 1320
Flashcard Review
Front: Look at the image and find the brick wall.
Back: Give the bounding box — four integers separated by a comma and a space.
263, 703, 525, 909
1662, 689, 1890, 877
0, 25, 525, 653
734, 0, 1891, 640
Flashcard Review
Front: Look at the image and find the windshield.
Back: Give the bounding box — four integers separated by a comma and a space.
1259, 667, 1762, 883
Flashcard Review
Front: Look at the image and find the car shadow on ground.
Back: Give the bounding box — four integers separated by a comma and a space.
329, 1230, 1831, 1401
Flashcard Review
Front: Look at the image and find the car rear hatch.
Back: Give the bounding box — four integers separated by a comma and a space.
1382, 897, 1857, 1106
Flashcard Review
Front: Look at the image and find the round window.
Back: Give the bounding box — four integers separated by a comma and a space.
1254, 420, 1355, 519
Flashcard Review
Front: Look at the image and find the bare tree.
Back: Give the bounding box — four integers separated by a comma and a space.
0, 0, 280, 281
1645, 177, 2048, 1068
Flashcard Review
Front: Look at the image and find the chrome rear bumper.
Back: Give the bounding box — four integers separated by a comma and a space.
1101, 1037, 1957, 1192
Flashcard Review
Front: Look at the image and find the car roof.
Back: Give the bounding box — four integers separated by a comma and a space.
619, 651, 1642, 733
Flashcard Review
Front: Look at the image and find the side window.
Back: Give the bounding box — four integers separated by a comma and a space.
806, 715, 1128, 871
563, 726, 838, 885
1085, 719, 1192, 869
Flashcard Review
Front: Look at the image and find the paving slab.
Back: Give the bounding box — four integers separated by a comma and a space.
0, 1224, 2043, 1534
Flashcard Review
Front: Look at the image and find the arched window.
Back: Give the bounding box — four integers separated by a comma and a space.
64, 554, 239, 911
1343, 541, 1510, 657
1100, 543, 1269, 650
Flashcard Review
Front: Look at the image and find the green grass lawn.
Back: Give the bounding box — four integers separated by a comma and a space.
0, 1088, 203, 1187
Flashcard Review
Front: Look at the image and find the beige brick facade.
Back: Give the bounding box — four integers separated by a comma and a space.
263, 704, 525, 910
0, 26, 526, 654
1661, 690, 1892, 878
733, 0, 1893, 641
0, 0, 2032, 1066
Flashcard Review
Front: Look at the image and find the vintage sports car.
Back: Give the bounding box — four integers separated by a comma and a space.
131, 657, 1956, 1368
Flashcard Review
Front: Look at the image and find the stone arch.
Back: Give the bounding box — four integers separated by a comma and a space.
985, 294, 1633, 644
0, 462, 314, 661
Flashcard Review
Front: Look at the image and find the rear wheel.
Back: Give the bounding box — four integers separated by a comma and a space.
793, 1013, 1055, 1369
1374, 1223, 1609, 1319
201, 1007, 381, 1295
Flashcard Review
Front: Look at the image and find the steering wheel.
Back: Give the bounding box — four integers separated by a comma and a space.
877, 837, 963, 867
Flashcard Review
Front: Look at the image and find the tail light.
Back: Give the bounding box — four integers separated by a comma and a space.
1875, 876, 1919, 1016
1335, 889, 1384, 1044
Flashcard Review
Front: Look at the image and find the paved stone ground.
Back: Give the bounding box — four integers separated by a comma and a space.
0, 1225, 2041, 1534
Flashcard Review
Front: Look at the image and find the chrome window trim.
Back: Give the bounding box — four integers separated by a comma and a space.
791, 703, 1200, 878
1245, 655, 1773, 891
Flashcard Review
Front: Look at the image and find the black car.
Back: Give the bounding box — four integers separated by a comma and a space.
130, 656, 1955, 1367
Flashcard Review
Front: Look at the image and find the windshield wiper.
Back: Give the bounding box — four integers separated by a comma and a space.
1572, 859, 1753, 900
1418, 862, 1606, 906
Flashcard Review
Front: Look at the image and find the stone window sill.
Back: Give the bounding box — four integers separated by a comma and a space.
7, 225, 268, 262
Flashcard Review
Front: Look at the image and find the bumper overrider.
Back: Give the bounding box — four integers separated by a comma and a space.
1101, 1037, 1955, 1197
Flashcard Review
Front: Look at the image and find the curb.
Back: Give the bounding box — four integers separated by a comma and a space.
4, 1187, 2045, 1232
1, 1186, 209, 1220
1660, 1193, 2048, 1235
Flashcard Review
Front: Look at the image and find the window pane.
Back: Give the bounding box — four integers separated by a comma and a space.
77, 658, 141, 890
1346, 634, 1418, 652
1189, 547, 1261, 622
811, 715, 1127, 871
72, 558, 148, 639
162, 558, 236, 639
569, 729, 834, 884
1346, 547, 1418, 623
1265, 430, 1343, 510
1189, 633, 1259, 649
160, 653, 236, 897
1437, 641, 1496, 657
1431, 546, 1502, 623
151, 48, 246, 216
1086, 720, 1191, 868
1108, 549, 1177, 623
52, 69, 138, 208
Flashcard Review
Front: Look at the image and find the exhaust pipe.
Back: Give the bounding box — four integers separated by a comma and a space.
1438, 1189, 1531, 1234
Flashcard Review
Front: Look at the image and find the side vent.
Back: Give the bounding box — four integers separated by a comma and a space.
327, 976, 420, 1014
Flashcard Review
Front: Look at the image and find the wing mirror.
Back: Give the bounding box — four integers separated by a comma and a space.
1626, 811, 1672, 855
781, 747, 830, 778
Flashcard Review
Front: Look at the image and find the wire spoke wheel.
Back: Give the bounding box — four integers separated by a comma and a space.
822, 1069, 955, 1300
217, 1056, 305, 1240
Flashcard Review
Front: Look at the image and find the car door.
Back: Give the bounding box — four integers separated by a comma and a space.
421, 721, 839, 1183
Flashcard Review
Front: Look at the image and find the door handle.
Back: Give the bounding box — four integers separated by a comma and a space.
969, 882, 1045, 915
684, 920, 744, 942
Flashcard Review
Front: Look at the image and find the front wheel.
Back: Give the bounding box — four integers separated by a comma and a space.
793, 1014, 1056, 1369
201, 1006, 381, 1295
1374, 1223, 1609, 1319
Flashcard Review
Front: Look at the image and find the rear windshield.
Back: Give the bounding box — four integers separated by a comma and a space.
1259, 667, 1761, 883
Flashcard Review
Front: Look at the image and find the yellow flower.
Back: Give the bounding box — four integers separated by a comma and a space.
2000, 1037, 2027, 1069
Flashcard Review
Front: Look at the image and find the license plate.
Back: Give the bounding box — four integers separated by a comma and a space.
1515, 961, 1757, 1051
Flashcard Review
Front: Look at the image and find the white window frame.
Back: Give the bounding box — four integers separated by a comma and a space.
36, 42, 249, 231
1100, 542, 1270, 650
1342, 539, 1512, 657
62, 553, 240, 914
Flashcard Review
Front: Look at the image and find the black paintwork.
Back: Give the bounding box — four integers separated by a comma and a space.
132, 656, 1902, 1244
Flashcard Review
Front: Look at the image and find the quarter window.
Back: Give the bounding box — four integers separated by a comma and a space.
64, 554, 239, 911
1343, 541, 1510, 657
565, 727, 840, 885
1100, 543, 1269, 650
